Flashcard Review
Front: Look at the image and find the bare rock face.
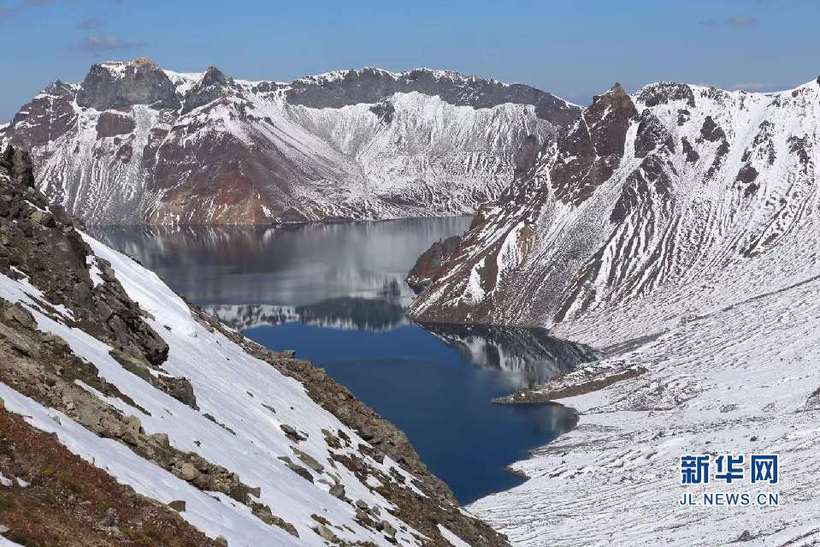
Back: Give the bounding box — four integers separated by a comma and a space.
76, 58, 180, 111
9, 82, 77, 148
96, 111, 136, 138
551, 83, 638, 206
406, 235, 463, 293
181, 66, 235, 113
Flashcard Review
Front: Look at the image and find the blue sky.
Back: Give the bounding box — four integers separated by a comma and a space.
1, 0, 818, 119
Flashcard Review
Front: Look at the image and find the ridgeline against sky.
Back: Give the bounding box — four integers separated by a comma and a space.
1, 0, 819, 119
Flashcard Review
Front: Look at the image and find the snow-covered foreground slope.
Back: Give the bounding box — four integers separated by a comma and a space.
0, 147, 505, 545
1, 59, 579, 225
407, 79, 820, 543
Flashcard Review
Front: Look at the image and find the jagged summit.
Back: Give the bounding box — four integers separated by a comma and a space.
293, 66, 509, 86
77, 58, 179, 110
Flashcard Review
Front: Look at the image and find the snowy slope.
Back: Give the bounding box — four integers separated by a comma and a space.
2, 60, 579, 225
0, 241, 422, 545
407, 79, 820, 544
0, 147, 504, 546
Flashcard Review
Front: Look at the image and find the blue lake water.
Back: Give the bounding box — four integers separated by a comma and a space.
92, 218, 589, 504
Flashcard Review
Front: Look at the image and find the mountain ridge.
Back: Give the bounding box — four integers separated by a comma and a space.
1, 58, 579, 226
408, 74, 820, 327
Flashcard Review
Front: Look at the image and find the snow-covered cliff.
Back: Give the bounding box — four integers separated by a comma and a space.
410, 79, 820, 328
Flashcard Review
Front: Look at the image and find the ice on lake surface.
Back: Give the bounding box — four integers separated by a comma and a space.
92, 218, 590, 503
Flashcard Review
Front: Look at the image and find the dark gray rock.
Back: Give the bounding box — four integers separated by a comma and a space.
96, 112, 136, 138
76, 58, 180, 111
634, 110, 675, 158
637, 82, 696, 108
286, 67, 580, 124
681, 137, 699, 163
181, 66, 236, 114
699, 116, 726, 142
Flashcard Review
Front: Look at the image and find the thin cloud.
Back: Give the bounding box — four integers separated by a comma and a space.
76, 17, 102, 30
75, 35, 147, 53
726, 15, 758, 28
699, 15, 759, 29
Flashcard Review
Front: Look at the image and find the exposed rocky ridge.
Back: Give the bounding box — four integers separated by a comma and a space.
284, 67, 579, 124
406, 235, 462, 293
409, 77, 820, 327
1, 59, 581, 226
0, 146, 507, 546
0, 146, 168, 367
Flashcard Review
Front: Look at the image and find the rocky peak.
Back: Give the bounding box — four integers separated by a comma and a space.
181, 65, 236, 113
76, 58, 180, 111
635, 82, 696, 108
585, 82, 638, 156
549, 82, 637, 205
202, 65, 231, 87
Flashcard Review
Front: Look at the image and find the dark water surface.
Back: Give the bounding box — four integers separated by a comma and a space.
92, 218, 588, 504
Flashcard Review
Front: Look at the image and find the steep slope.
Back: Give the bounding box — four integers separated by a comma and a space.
0, 145, 507, 546
407, 80, 820, 544
409, 79, 820, 328
1, 59, 579, 225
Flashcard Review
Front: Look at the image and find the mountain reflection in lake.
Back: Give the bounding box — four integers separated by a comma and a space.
91, 218, 594, 504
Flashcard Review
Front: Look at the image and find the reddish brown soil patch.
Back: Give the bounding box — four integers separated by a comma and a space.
0, 406, 219, 547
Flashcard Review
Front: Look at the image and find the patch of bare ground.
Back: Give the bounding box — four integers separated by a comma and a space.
493, 366, 647, 404
0, 405, 221, 547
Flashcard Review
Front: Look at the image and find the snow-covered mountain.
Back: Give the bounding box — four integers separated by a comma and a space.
1, 58, 579, 225
0, 145, 506, 546
407, 80, 820, 544
409, 78, 820, 327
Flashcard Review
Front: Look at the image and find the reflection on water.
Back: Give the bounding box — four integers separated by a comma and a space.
91, 218, 595, 504
245, 321, 583, 503
207, 297, 409, 332
90, 218, 471, 307
420, 322, 599, 390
